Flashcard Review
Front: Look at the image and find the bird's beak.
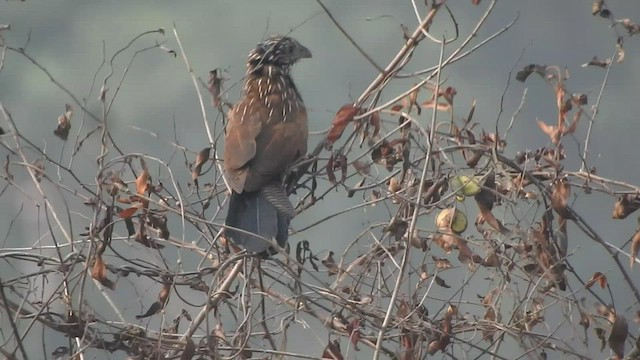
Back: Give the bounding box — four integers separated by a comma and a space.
297, 45, 312, 59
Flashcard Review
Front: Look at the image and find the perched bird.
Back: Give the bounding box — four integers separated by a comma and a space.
224, 35, 311, 254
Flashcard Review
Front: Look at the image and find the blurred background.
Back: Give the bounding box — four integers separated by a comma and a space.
1, 0, 640, 358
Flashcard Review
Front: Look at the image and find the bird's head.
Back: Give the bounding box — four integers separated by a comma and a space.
247, 35, 311, 71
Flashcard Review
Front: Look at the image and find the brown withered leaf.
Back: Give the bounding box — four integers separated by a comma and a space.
515, 64, 548, 82
615, 40, 625, 64
482, 251, 501, 267
92, 253, 115, 290
32, 159, 45, 182
191, 147, 211, 181
537, 119, 561, 144
582, 56, 610, 68
326, 104, 360, 148
618, 19, 640, 35
322, 339, 343, 360
136, 301, 162, 319
118, 206, 139, 219
432, 256, 452, 269
475, 173, 509, 234
346, 319, 362, 351
483, 307, 496, 341
433, 232, 456, 253
385, 217, 408, 241
609, 314, 628, 359
208, 69, 223, 108
631, 230, 640, 268
464, 129, 483, 168
136, 168, 150, 195
352, 159, 370, 176
434, 275, 451, 288
326, 153, 347, 185
180, 337, 195, 360
595, 328, 606, 352
551, 178, 575, 220
124, 216, 135, 237
368, 111, 380, 138
586, 272, 607, 289
579, 311, 591, 329
322, 251, 339, 276
54, 104, 73, 140
592, 0, 603, 15
612, 194, 640, 219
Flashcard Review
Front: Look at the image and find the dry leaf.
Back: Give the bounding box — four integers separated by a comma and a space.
434, 275, 450, 288
582, 56, 610, 68
54, 104, 72, 140
92, 252, 115, 290
191, 147, 211, 181
118, 206, 139, 219
208, 69, 223, 108
32, 159, 45, 183
432, 256, 452, 269
551, 178, 574, 220
475, 173, 509, 234
326, 104, 360, 148
136, 168, 150, 195
609, 314, 628, 360
322, 251, 339, 276
180, 337, 195, 360
613, 194, 640, 219
586, 272, 607, 289
322, 339, 343, 360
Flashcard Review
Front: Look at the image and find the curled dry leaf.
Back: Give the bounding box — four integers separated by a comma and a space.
322, 339, 343, 360
592, 0, 603, 15
515, 64, 548, 82
432, 256, 452, 269
322, 251, 339, 276
434, 275, 451, 288
208, 69, 223, 108
32, 159, 45, 183
483, 307, 496, 341
586, 272, 607, 289
582, 56, 611, 68
180, 337, 195, 360
618, 19, 640, 35
475, 173, 509, 234
136, 168, 150, 195
551, 178, 574, 220
117, 206, 139, 219
326, 104, 361, 149
612, 194, 640, 219
54, 104, 72, 140
191, 147, 211, 181
92, 253, 115, 290
609, 314, 628, 360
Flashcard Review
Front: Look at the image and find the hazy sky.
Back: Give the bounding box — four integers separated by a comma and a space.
1, 1, 640, 358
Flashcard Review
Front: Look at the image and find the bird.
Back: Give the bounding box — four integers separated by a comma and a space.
223, 35, 311, 254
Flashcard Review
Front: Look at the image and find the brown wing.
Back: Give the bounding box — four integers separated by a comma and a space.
224, 98, 308, 193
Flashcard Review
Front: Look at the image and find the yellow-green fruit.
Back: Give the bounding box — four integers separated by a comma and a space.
450, 175, 481, 197
436, 208, 468, 234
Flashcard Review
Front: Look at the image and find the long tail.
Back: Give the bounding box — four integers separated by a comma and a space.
225, 182, 295, 254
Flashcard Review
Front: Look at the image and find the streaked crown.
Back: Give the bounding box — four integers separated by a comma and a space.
247, 35, 311, 71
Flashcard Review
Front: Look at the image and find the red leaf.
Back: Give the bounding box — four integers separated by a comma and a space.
326, 104, 360, 147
